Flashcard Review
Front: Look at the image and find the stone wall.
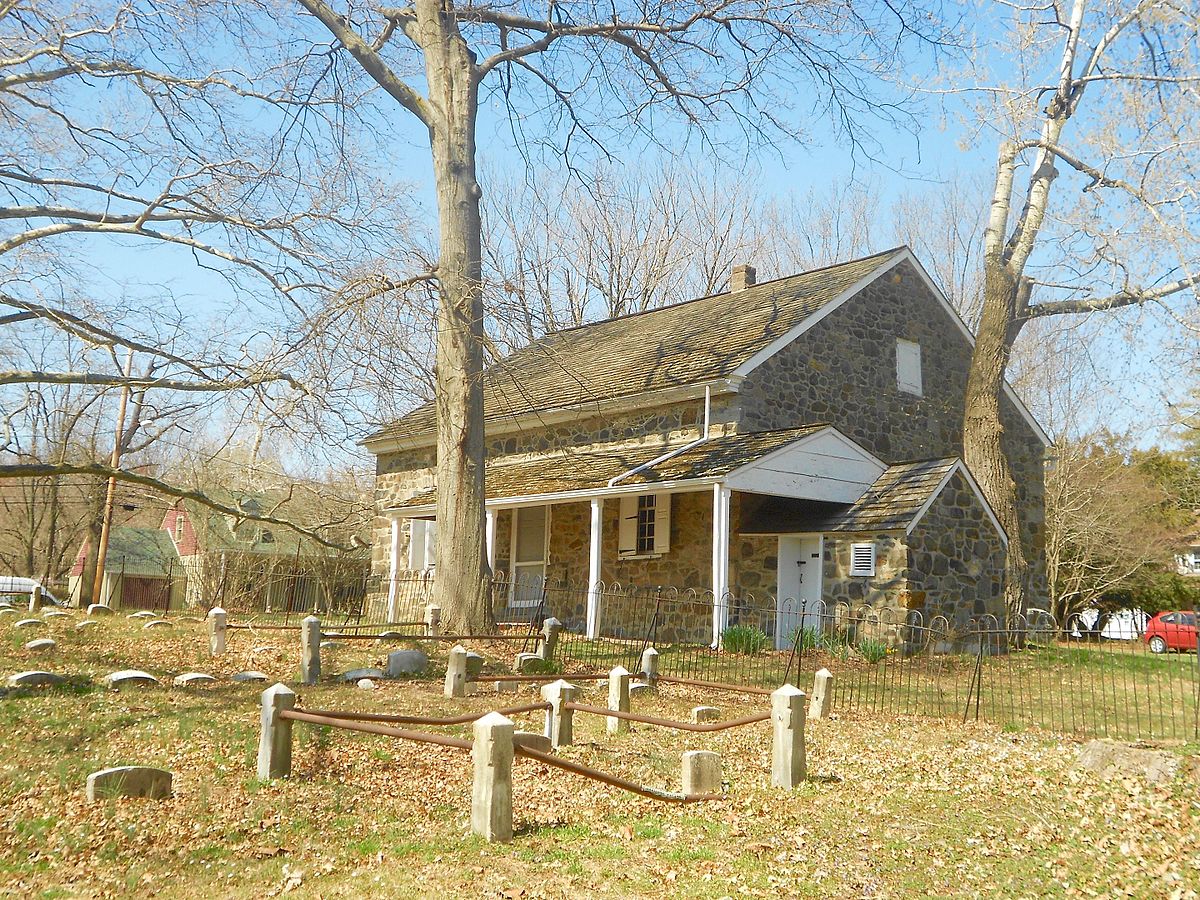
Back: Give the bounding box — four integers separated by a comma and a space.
906, 470, 1007, 629
822, 532, 909, 610
736, 258, 1047, 606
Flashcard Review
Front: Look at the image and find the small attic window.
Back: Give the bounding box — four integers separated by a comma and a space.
896, 339, 923, 397
173, 514, 184, 541
849, 543, 876, 577
260, 529, 275, 545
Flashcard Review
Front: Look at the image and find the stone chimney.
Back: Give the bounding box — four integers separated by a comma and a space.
731, 264, 756, 292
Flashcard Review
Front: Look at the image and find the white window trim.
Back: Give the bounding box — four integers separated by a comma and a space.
509, 506, 548, 607
849, 542, 876, 577
618, 492, 671, 560
407, 519, 436, 572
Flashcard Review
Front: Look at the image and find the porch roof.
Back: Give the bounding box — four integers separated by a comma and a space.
389, 425, 830, 511
813, 458, 960, 532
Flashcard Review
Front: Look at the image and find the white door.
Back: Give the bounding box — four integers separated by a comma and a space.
776, 535, 823, 650
510, 506, 547, 606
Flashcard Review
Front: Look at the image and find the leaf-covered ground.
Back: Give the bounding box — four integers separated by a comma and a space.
0, 613, 1196, 898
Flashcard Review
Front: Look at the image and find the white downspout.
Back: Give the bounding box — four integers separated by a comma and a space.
607, 384, 712, 488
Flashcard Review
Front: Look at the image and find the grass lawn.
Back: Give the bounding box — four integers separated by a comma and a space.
1, 613, 1197, 898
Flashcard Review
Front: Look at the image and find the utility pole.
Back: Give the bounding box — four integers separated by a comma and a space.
92, 350, 135, 607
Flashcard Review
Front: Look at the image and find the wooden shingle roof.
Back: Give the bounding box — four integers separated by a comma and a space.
369, 249, 904, 442
811, 459, 959, 532
390, 427, 828, 510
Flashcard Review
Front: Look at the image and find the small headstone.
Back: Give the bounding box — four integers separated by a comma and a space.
0, 607, 17, 616
42, 609, 71, 619
386, 649, 429, 678
87, 604, 115, 616
494, 680, 519, 693
232, 671, 269, 684
6, 670, 65, 688
86, 766, 173, 801
356, 678, 376, 690
0, 600, 13, 608
375, 630, 404, 641
692, 706, 720, 724
24, 638, 56, 652
13, 618, 44, 629
465, 652, 485, 677
319, 640, 342, 650
1075, 739, 1181, 785
103, 670, 160, 690
127, 611, 157, 619
340, 667, 384, 683
513, 731, 552, 753
75, 620, 99, 630
629, 681, 652, 698
681, 750, 722, 795
515, 652, 541, 674
142, 619, 173, 629
173, 672, 216, 687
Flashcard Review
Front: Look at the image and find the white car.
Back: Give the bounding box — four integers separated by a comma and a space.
0, 576, 62, 606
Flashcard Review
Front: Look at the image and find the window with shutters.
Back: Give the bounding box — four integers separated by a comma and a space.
618, 493, 671, 559
407, 519, 437, 571
849, 542, 876, 577
896, 339, 923, 396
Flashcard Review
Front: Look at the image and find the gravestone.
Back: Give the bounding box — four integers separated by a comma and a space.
515, 652, 541, 674
691, 706, 720, 724
13, 619, 45, 629
43, 609, 71, 619
629, 681, 652, 698
173, 673, 216, 687
513, 731, 551, 753
103, 670, 160, 690
681, 750, 722, 795
127, 611, 157, 619
232, 671, 269, 684
87, 604, 115, 616
143, 619, 173, 629
86, 766, 173, 801
24, 638, 56, 652
386, 649, 429, 678
0, 608, 17, 617
7, 671, 65, 687
340, 667, 384, 683
319, 640, 343, 650
1075, 739, 1180, 785
375, 631, 404, 641
75, 620, 99, 630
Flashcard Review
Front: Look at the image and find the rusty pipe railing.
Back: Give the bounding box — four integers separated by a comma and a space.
655, 675, 774, 696
298, 702, 550, 726
465, 673, 608, 683
278, 709, 473, 751
513, 744, 719, 803
323, 632, 536, 642
564, 702, 770, 732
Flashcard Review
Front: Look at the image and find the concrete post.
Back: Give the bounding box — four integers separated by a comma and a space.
471, 712, 515, 843
540, 679, 578, 748
207, 607, 227, 656
808, 668, 833, 720
29, 585, 42, 613
540, 617, 562, 662
639, 646, 659, 686
257, 683, 296, 780
607, 665, 631, 735
771, 684, 807, 789
300, 615, 321, 686
681, 750, 722, 795
425, 604, 441, 635
444, 645, 468, 698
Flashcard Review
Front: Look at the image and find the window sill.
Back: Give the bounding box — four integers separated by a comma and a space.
618, 553, 664, 561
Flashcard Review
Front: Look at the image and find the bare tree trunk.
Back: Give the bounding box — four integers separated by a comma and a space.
421, 2, 490, 631
964, 260, 1031, 619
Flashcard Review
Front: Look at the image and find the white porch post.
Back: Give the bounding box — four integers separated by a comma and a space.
711, 485, 731, 648
586, 498, 604, 639
485, 508, 497, 574
386, 516, 402, 621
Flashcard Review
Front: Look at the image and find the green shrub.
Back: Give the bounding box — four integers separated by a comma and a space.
722, 624, 771, 655
856, 637, 889, 664
787, 625, 820, 652
820, 631, 850, 659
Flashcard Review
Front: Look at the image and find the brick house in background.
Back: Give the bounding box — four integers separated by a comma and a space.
363, 248, 1049, 645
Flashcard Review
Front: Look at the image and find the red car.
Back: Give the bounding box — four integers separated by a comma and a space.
1145, 611, 1198, 653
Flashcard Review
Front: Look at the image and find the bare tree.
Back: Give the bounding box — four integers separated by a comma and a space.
291, 0, 952, 629
953, 0, 1200, 615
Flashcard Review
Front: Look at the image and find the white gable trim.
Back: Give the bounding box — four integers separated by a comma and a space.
905, 460, 1009, 547
732, 247, 1052, 449
721, 427, 886, 504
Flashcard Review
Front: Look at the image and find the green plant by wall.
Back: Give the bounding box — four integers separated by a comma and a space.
856, 637, 888, 664
722, 624, 771, 655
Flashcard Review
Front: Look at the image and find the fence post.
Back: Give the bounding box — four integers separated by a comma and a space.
257, 683, 296, 780
29, 585, 41, 613
639, 646, 659, 686
471, 712, 515, 843
540, 617, 562, 662
425, 604, 441, 635
808, 668, 833, 720
771, 684, 807, 788
607, 665, 631, 735
540, 679, 578, 747
207, 606, 227, 656
300, 615, 321, 686
445, 645, 468, 698
681, 750, 722, 795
